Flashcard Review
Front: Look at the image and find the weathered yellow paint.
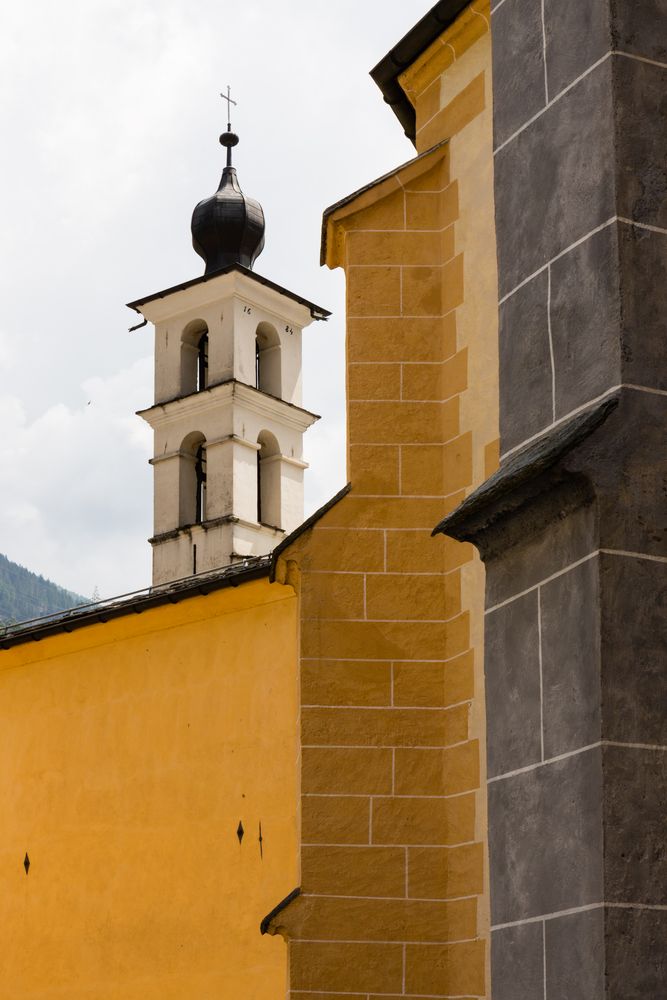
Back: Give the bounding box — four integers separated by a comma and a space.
322, 142, 450, 272
274, 3, 499, 995
399, 0, 491, 109
0, 577, 298, 999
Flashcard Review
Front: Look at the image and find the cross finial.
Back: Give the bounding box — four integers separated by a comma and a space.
220, 85, 237, 129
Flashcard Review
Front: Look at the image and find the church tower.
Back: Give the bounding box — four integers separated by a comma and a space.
129, 108, 328, 586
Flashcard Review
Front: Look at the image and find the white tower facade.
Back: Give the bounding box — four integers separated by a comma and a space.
129, 121, 327, 586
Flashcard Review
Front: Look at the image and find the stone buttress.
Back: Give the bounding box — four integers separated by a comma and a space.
264, 4, 499, 997
437, 1, 667, 996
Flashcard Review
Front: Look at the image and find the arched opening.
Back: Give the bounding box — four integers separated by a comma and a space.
181, 320, 209, 395
257, 430, 281, 528
195, 442, 207, 523
179, 432, 207, 526
196, 332, 208, 392
255, 322, 281, 397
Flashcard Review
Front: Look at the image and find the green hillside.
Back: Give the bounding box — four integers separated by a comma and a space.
0, 553, 89, 626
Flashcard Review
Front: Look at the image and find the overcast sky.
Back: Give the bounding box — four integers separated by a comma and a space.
0, 0, 430, 601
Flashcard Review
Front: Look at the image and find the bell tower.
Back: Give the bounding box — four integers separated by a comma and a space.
129, 106, 328, 586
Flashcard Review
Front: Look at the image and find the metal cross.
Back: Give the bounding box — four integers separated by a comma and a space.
220, 85, 237, 126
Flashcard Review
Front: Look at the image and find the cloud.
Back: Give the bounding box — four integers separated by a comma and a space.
0, 358, 153, 599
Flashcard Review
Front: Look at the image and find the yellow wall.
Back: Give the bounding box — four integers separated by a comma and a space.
0, 577, 298, 999
267, 3, 498, 997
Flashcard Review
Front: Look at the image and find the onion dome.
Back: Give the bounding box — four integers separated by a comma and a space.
191, 127, 265, 273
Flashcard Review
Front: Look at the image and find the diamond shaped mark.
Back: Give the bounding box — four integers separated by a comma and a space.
23, 852, 30, 875
237, 821, 244, 844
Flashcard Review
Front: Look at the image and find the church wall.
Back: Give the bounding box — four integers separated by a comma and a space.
267, 4, 498, 996
0, 577, 298, 999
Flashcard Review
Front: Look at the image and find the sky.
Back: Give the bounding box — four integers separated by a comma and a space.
0, 0, 430, 601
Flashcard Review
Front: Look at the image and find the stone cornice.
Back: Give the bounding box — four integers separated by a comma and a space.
137, 379, 320, 434
149, 515, 284, 546
127, 264, 329, 328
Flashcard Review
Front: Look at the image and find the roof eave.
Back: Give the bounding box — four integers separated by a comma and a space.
0, 558, 272, 651
126, 263, 330, 322
320, 139, 448, 267
432, 395, 620, 544
269, 483, 352, 580
369, 0, 472, 142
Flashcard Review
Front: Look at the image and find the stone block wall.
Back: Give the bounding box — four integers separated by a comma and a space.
273, 148, 486, 999
492, 0, 667, 457
266, 6, 500, 996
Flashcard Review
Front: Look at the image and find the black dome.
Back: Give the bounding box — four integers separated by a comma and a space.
191, 131, 265, 273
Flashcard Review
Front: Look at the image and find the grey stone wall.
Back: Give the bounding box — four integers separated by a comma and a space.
492, 0, 667, 455
437, 2, 667, 997
483, 462, 667, 999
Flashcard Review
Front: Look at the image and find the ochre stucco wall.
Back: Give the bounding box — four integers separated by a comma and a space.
0, 578, 298, 999
268, 3, 498, 996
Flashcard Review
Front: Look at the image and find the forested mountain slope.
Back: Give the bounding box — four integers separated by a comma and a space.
0, 553, 88, 625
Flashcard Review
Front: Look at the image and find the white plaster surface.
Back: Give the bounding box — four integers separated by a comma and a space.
140, 269, 318, 583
